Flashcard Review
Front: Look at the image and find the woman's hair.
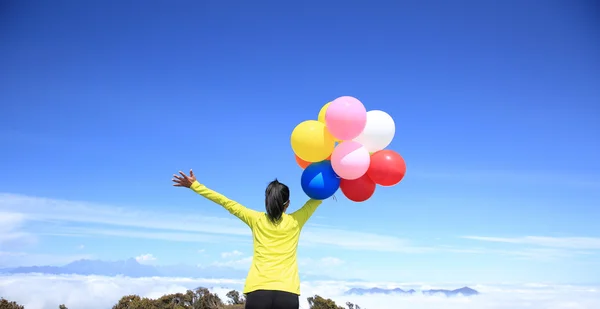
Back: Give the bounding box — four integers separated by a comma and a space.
265, 178, 290, 223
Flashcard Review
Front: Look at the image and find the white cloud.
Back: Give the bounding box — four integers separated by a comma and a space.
42, 226, 239, 243
302, 227, 431, 253
300, 257, 344, 267
0, 212, 36, 248
135, 254, 157, 264
77, 245, 85, 250
212, 256, 252, 269
0, 212, 25, 233
221, 250, 243, 258
197, 249, 205, 253
439, 245, 591, 261
0, 193, 424, 253
412, 169, 600, 188
0, 193, 249, 236
319, 257, 344, 267
1, 274, 599, 309
2, 193, 598, 261
463, 236, 600, 250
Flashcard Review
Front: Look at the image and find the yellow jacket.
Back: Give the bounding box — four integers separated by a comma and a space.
190, 181, 322, 295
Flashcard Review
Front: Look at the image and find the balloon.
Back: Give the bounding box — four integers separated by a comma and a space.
318, 102, 341, 142
353, 110, 396, 153
301, 160, 340, 200
367, 150, 406, 186
291, 120, 335, 162
295, 155, 310, 169
331, 141, 370, 180
325, 96, 367, 141
317, 102, 331, 123
340, 173, 376, 202
295, 154, 330, 169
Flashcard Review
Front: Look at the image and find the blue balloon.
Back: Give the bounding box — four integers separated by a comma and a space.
301, 160, 340, 200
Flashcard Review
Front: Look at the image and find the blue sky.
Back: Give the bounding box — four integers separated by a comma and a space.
1, 0, 599, 285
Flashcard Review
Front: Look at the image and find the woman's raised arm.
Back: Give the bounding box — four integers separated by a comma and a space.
290, 198, 323, 228
173, 170, 260, 228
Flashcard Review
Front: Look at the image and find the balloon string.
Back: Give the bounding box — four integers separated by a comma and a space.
332, 195, 337, 202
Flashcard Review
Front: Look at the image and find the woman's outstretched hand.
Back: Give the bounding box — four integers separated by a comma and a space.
172, 169, 197, 188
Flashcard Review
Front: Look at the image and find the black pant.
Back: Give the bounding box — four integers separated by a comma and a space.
245, 290, 299, 309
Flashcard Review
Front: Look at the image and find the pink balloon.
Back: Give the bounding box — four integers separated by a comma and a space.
331, 141, 371, 180
325, 96, 367, 141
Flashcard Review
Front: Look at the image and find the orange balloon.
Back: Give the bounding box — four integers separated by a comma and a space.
296, 154, 331, 169
295, 155, 311, 169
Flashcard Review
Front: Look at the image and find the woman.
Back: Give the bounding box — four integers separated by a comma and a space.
172, 169, 323, 309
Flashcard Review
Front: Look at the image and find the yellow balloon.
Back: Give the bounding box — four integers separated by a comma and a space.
318, 102, 331, 123
291, 120, 335, 162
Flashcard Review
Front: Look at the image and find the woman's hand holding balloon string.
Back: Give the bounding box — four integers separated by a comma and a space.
172, 169, 197, 188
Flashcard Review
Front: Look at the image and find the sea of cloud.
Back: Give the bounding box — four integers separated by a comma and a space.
0, 274, 599, 309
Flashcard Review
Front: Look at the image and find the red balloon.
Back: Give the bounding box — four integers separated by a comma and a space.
340, 173, 376, 202
367, 150, 406, 186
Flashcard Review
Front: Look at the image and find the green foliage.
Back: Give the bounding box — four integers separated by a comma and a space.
110, 287, 225, 309
225, 290, 244, 305
2, 289, 360, 309
0, 298, 24, 309
345, 302, 361, 309
307, 295, 344, 309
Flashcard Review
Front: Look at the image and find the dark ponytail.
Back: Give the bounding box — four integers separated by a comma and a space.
265, 179, 290, 223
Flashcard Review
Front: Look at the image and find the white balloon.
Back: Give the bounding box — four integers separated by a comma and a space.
353, 110, 395, 153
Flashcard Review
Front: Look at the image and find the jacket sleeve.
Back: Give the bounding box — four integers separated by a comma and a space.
290, 199, 323, 228
190, 181, 260, 228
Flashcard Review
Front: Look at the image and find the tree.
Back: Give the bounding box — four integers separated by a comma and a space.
307, 295, 344, 309
346, 302, 361, 309
112, 287, 227, 309
59, 305, 68, 309
225, 290, 244, 305
156, 292, 190, 308
192, 287, 224, 309
0, 298, 24, 309
111, 294, 160, 309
